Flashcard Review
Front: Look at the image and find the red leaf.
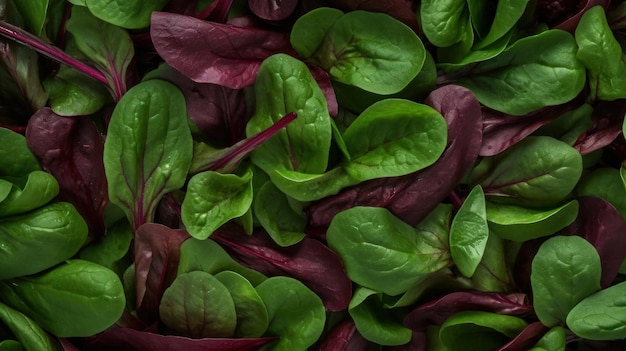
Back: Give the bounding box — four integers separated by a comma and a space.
495, 322, 549, 351
574, 100, 626, 155
316, 320, 370, 351
249, 0, 299, 21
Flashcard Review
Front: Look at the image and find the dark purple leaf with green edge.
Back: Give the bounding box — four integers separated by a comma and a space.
26, 107, 108, 237
403, 291, 532, 331
306, 84, 482, 228
249, 0, 299, 21
542, 0, 610, 32
495, 322, 549, 351
80, 326, 277, 351
134, 223, 189, 324
316, 320, 370, 351
559, 197, 626, 288
331, 0, 421, 33
573, 100, 626, 155
190, 112, 297, 174
212, 224, 352, 311
150, 12, 296, 89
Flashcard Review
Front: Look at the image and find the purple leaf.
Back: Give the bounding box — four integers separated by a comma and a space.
331, 0, 421, 33
536, 0, 610, 32
307, 85, 482, 228
134, 223, 190, 324
495, 322, 549, 351
574, 100, 626, 155
25, 108, 108, 237
249, 0, 299, 21
80, 327, 276, 351
212, 224, 352, 311
150, 12, 296, 89
316, 320, 370, 351
403, 291, 532, 331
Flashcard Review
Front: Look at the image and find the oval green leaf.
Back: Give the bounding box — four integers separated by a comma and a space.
439, 311, 528, 351
420, 0, 470, 47
567, 281, 626, 340
254, 181, 305, 247
0, 171, 59, 217
0, 129, 41, 182
290, 7, 344, 58
269, 167, 356, 202
0, 302, 59, 351
84, 0, 168, 29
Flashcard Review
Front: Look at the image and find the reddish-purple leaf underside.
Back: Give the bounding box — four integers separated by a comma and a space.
316, 320, 370, 351
248, 0, 299, 21
495, 322, 549, 351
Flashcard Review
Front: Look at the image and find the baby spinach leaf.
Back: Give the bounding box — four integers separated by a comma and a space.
83, 0, 168, 29
255, 276, 325, 351
575, 6, 626, 101
214, 271, 269, 338
103, 79, 193, 229
79, 220, 133, 274
0, 128, 41, 182
342, 99, 447, 182
450, 185, 489, 278
309, 10, 425, 94
576, 168, 626, 218
182, 169, 253, 240
531, 235, 602, 327
486, 200, 580, 242
349, 287, 412, 346
247, 54, 331, 174
438, 30, 512, 69
457, 30, 586, 115
0, 259, 125, 337
0, 202, 87, 280
469, 136, 583, 208
327, 206, 452, 296
420, 0, 470, 47
159, 271, 237, 338
269, 167, 357, 202
0, 302, 59, 351
12, 0, 48, 37
43, 63, 109, 116
471, 233, 514, 293
439, 311, 528, 351
290, 7, 343, 59
0, 171, 59, 217
529, 326, 566, 351
469, 0, 529, 49
566, 281, 626, 340
254, 181, 305, 247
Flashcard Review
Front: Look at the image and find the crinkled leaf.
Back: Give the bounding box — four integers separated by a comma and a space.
255, 276, 325, 351
151, 12, 295, 89
254, 181, 305, 247
450, 185, 488, 278
84, 0, 168, 29
566, 281, 626, 340
457, 30, 586, 115
247, 54, 331, 174
439, 311, 527, 351
0, 202, 87, 280
0, 171, 58, 217
26, 108, 108, 237
159, 271, 237, 338
103, 80, 192, 229
531, 235, 601, 327
420, 0, 469, 47
0, 302, 60, 351
0, 260, 125, 337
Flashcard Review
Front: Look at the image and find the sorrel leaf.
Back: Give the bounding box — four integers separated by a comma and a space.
439, 311, 528, 351
566, 281, 626, 340
159, 271, 237, 338
457, 30, 586, 115
342, 99, 447, 181
255, 276, 325, 351
0, 302, 60, 351
449, 185, 489, 278
254, 181, 305, 247
531, 235, 601, 327
0, 202, 87, 280
306, 10, 425, 94
0, 260, 125, 337
247, 53, 331, 174
103, 79, 193, 229
181, 169, 253, 240
83, 0, 168, 29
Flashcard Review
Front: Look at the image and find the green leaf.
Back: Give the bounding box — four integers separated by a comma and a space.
290, 7, 344, 58
575, 6, 626, 101
247, 54, 332, 174
0, 340, 24, 351
0, 171, 58, 217
181, 169, 253, 240
529, 326, 566, 351
103, 79, 193, 229
535, 104, 593, 145
327, 206, 452, 296
342, 99, 447, 182
531, 236, 601, 327
0, 302, 59, 351
420, 0, 470, 47
66, 5, 134, 99
214, 271, 269, 338
470, 233, 514, 292
439, 311, 528, 351
177, 238, 266, 286
450, 185, 489, 278
256, 277, 325, 351
437, 29, 512, 69
457, 30, 586, 115
254, 181, 305, 247
0, 260, 125, 337
469, 0, 530, 49
310, 11, 425, 94
487, 200, 579, 242
576, 168, 626, 219
159, 271, 237, 338
349, 287, 412, 346
0, 202, 88, 280
469, 136, 583, 208
0, 129, 41, 182
567, 281, 626, 340
84, 0, 168, 29
269, 167, 356, 202
79, 220, 133, 274
13, 0, 48, 37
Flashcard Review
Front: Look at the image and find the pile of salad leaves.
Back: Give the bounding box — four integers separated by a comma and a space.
2, 0, 626, 350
